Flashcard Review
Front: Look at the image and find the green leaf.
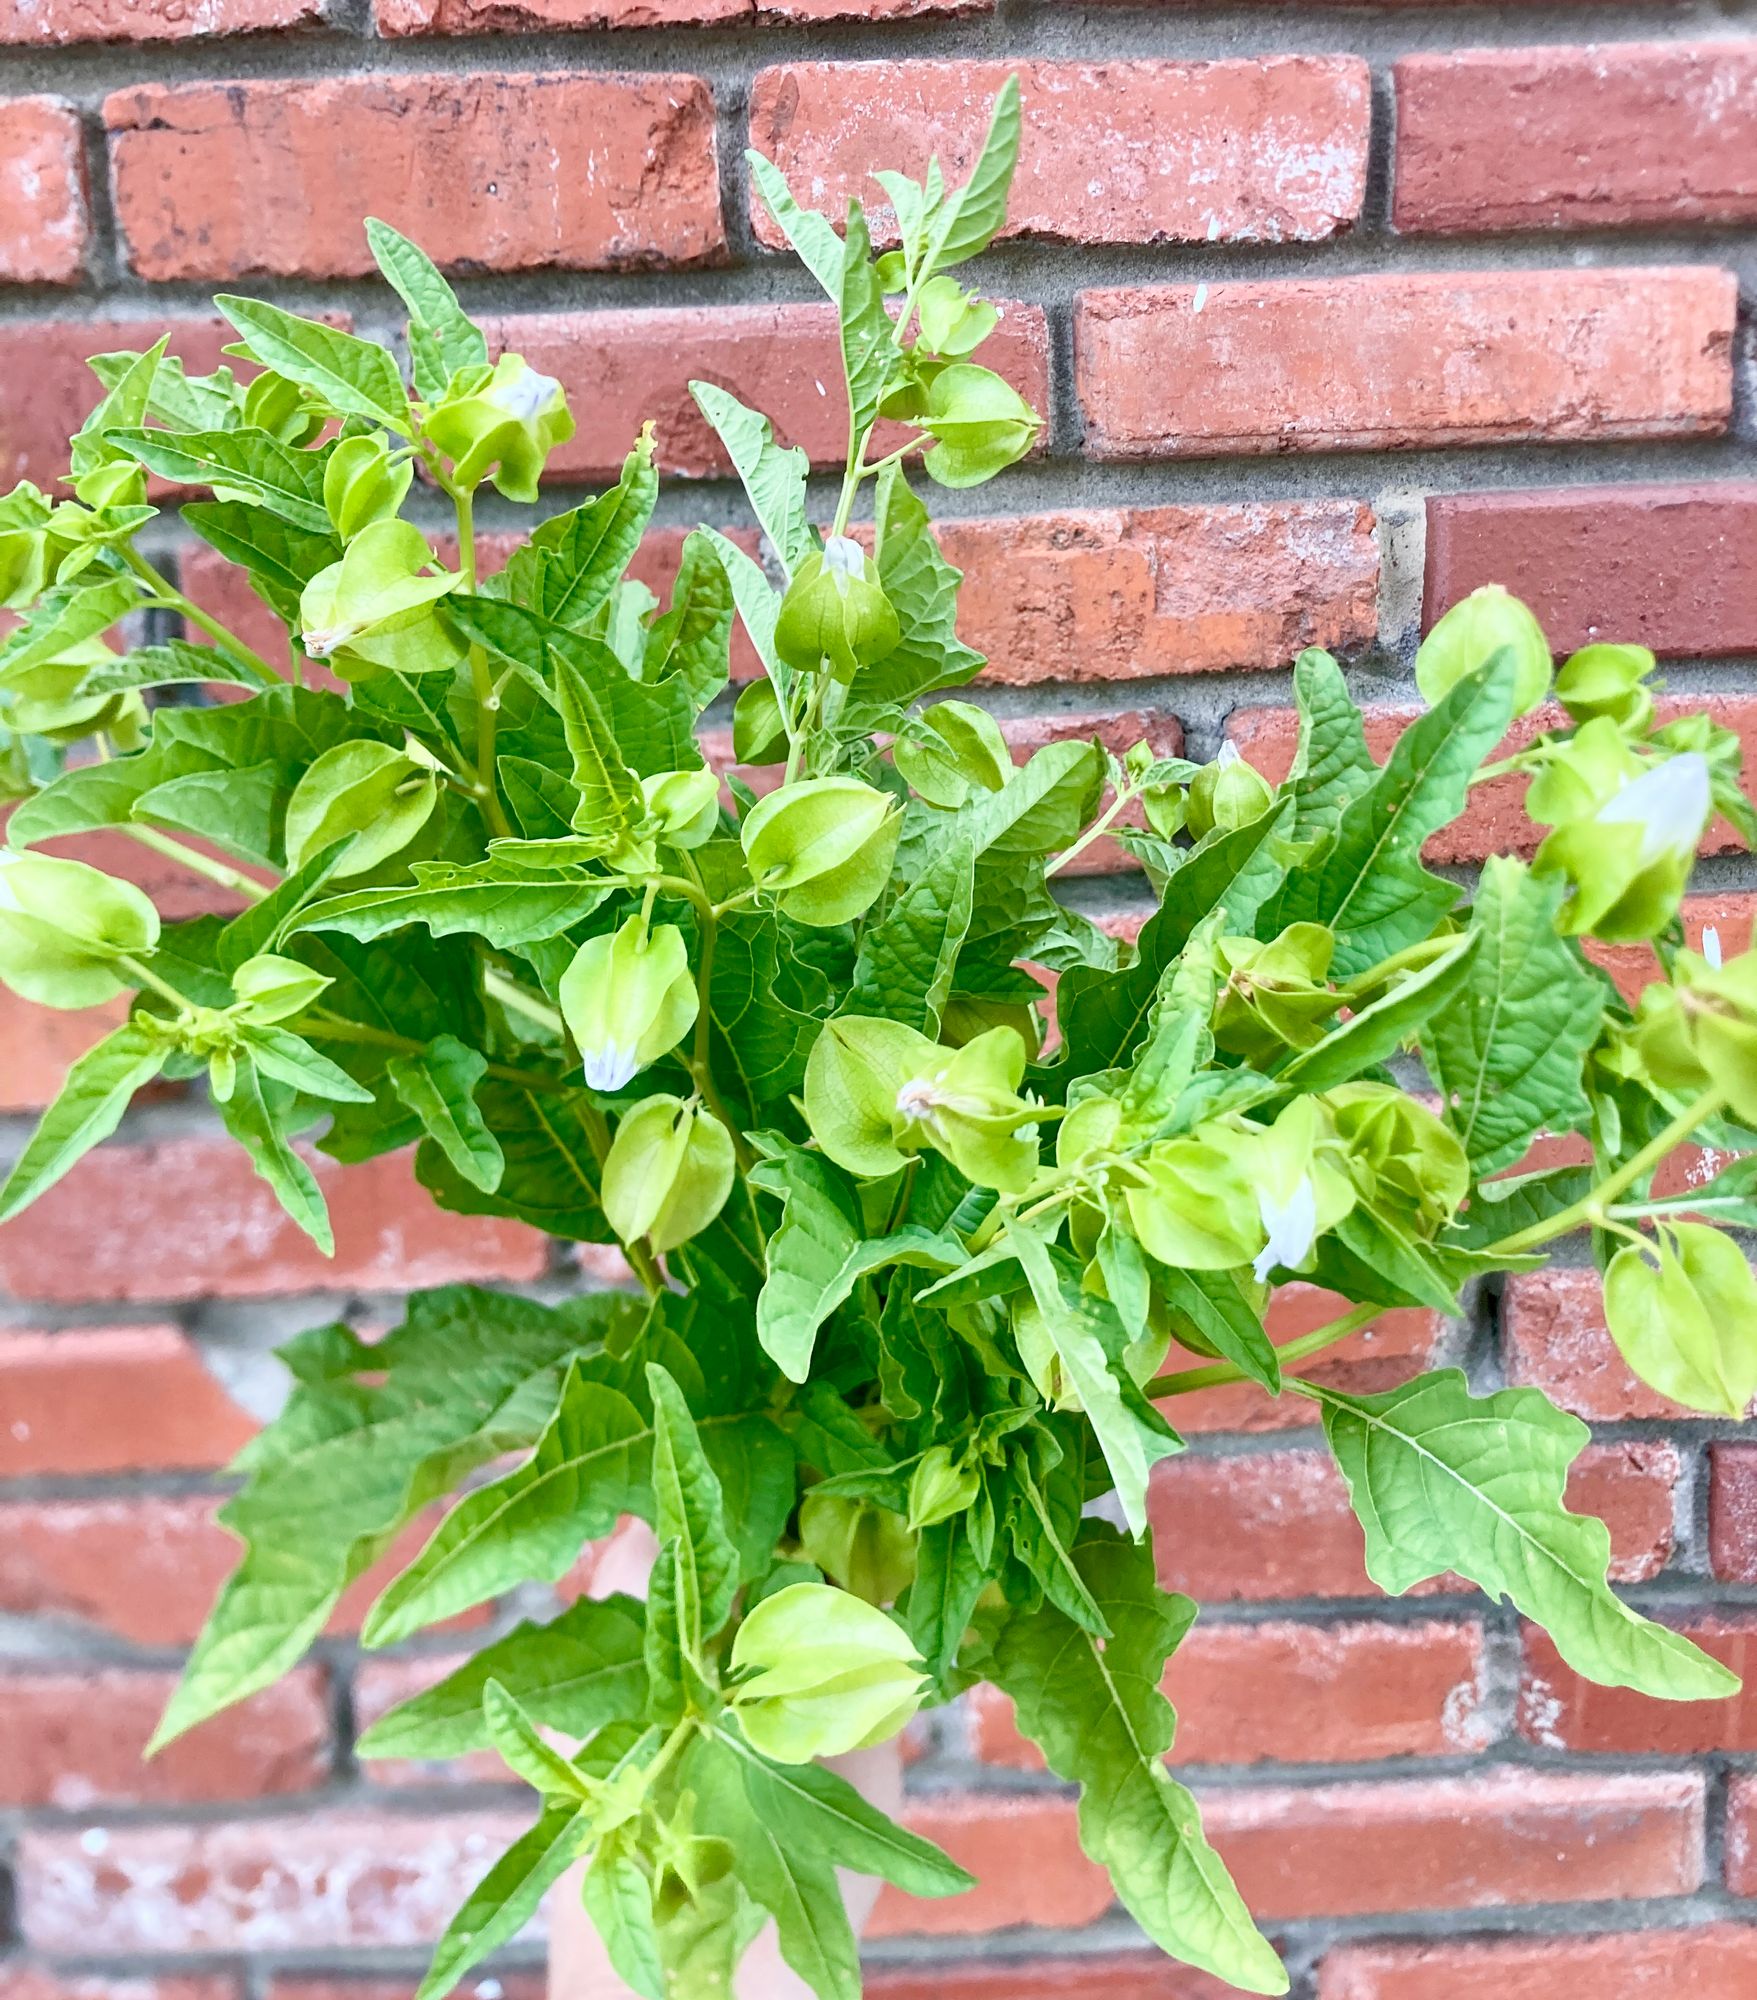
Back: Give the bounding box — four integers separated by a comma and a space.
79, 639, 273, 696
358, 1596, 647, 1761
88, 346, 240, 432
296, 860, 611, 950
483, 1678, 594, 1799
1273, 931, 1478, 1094
0, 576, 142, 680
839, 201, 898, 449
414, 1080, 612, 1243
707, 911, 833, 1114
750, 1146, 961, 1382
701, 526, 786, 682
714, 1723, 975, 1897
242, 1024, 375, 1104
642, 529, 733, 712
925, 74, 1023, 271
217, 296, 409, 432
416, 1802, 589, 2000
907, 1516, 986, 1680
747, 150, 846, 300
1279, 647, 1377, 845
362, 1357, 649, 1646
109, 428, 331, 533
991, 1529, 1287, 1996
857, 461, 985, 707
1426, 858, 1605, 1175
1270, 652, 1518, 977
645, 1363, 741, 1720
1008, 1226, 1180, 1540
511, 426, 658, 627
183, 500, 340, 616
582, 1840, 665, 2000
366, 217, 489, 400
845, 831, 974, 1035
387, 1035, 505, 1193
218, 1060, 332, 1251
0, 1022, 168, 1225
689, 383, 813, 578
1154, 1266, 1279, 1393
1314, 1370, 1740, 1700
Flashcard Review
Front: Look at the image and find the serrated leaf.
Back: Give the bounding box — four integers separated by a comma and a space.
483, 1678, 594, 1799
1154, 1265, 1279, 1392
642, 529, 733, 712
1426, 858, 1605, 1175
218, 1060, 332, 1251
296, 860, 609, 950
511, 426, 657, 626
1273, 930, 1478, 1095
990, 1530, 1287, 1995
1314, 1370, 1740, 1699
0, 1022, 167, 1225
79, 639, 274, 695
844, 831, 974, 1035
0, 576, 142, 681
414, 1080, 612, 1243
217, 296, 409, 432
856, 460, 985, 707
690, 383, 813, 577
387, 1034, 505, 1192
839, 200, 898, 449
1281, 647, 1378, 844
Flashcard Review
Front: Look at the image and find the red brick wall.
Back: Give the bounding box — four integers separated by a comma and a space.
2, 5, 1757, 1998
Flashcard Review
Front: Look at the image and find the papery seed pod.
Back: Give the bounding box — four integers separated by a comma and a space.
0, 852, 159, 1009
1605, 1223, 1757, 1417
558, 915, 698, 1094
740, 775, 901, 927
728, 1581, 926, 1763
425, 354, 575, 504
1555, 643, 1657, 735
1186, 744, 1273, 840
1416, 584, 1552, 718
322, 433, 414, 542
774, 537, 900, 684
1536, 752, 1712, 941
601, 1093, 735, 1253
231, 954, 333, 1027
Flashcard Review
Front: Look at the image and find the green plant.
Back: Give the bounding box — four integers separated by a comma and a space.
2, 80, 1754, 1998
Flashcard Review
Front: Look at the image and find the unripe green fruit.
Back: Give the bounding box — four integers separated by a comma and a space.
1416, 585, 1552, 718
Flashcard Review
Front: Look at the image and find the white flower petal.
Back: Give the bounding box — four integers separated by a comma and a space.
1254, 1175, 1318, 1283
1596, 752, 1711, 866
1704, 924, 1724, 971
488, 368, 561, 422
823, 535, 866, 578
581, 1042, 640, 1092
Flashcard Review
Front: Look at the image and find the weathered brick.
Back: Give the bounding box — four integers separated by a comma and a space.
17, 1808, 532, 1954
1321, 1925, 1757, 2000
940, 502, 1378, 686
1589, 892, 1755, 1006
105, 74, 724, 282
0, 316, 231, 489
1424, 483, 1757, 659
750, 57, 1370, 247
0, 1975, 237, 2000
2, 0, 318, 40
1503, 1266, 1685, 1423
1395, 43, 1757, 234
970, 1617, 1492, 1768
868, 1960, 1231, 2000
0, 98, 89, 285
1519, 1618, 1757, 1754
0, 1138, 547, 1303
0, 1666, 331, 1807
379, 0, 976, 27
1227, 693, 1757, 865
1730, 1776, 1757, 1894
1711, 1444, 1757, 1583
0, 989, 126, 1113
1077, 269, 1736, 459
1148, 1440, 1678, 1601
483, 301, 1048, 485
0, 1324, 257, 1476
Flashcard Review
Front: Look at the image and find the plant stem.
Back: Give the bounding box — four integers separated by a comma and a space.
121, 824, 272, 903
122, 547, 282, 685
450, 482, 514, 841
304, 1013, 577, 1096
1045, 780, 1139, 880
115, 952, 196, 1010
1486, 1087, 1731, 1256
1143, 1302, 1381, 1401
483, 967, 566, 1039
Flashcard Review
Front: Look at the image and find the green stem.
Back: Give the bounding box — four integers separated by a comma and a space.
483, 967, 566, 1039
122, 547, 282, 685
121, 824, 272, 903
450, 482, 514, 841
1143, 1302, 1382, 1401
1486, 1087, 1731, 1256
116, 952, 195, 1011
1045, 780, 1139, 880
304, 1013, 577, 1096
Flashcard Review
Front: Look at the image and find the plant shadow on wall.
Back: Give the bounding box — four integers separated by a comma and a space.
1, 76, 1755, 2000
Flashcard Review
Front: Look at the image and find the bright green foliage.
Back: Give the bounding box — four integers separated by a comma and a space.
1, 86, 1753, 2000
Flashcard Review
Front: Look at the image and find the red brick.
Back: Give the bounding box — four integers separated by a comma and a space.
0, 1325, 257, 1476
1149, 1440, 1677, 1602
2, 0, 317, 39
0, 98, 88, 285
868, 1960, 1229, 2000
1077, 269, 1736, 459
353, 1653, 504, 1787
1167, 1286, 1444, 1435
265, 1980, 543, 2000
378, 0, 974, 26
970, 1617, 1491, 1769
878, 1772, 1703, 1934
1321, 1926, 1757, 2000
484, 300, 1047, 485
1226, 692, 1757, 864
1504, 1267, 1686, 1422
0, 1139, 547, 1303
1424, 483, 1757, 659
1589, 892, 1756, 1006
1711, 1444, 1757, 1583
0, 316, 231, 490
940, 502, 1378, 686
0, 990, 127, 1114
0, 1976, 236, 2000
17, 1808, 533, 1954
1730, 1776, 1757, 1894
104, 74, 724, 282
0, 1666, 331, 1807
1395, 43, 1757, 235
1519, 1617, 1757, 1754
750, 57, 1370, 248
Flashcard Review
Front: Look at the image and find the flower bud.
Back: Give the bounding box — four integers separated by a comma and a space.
602, 1093, 735, 1253
1212, 922, 1337, 1064
1416, 584, 1552, 718
1185, 744, 1273, 840
893, 699, 1012, 809
891, 1025, 1045, 1193
1241, 1098, 1357, 1283
740, 775, 901, 928
797, 1492, 916, 1606
0, 851, 159, 1008
284, 739, 439, 877
1324, 1081, 1467, 1234
69, 461, 147, 513
914, 278, 999, 359
640, 768, 720, 850
1604, 1222, 1757, 1418
231, 953, 332, 1026
1123, 1133, 1262, 1271
803, 1015, 934, 1179
558, 914, 698, 1094
1535, 751, 1712, 941
919, 364, 1040, 489
425, 355, 576, 504
907, 1444, 981, 1532
729, 1582, 927, 1763
1555, 643, 1656, 735
323, 433, 414, 543
1667, 949, 1757, 1125
1524, 715, 1642, 829
299, 519, 464, 682
774, 537, 900, 684
3, 637, 146, 748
